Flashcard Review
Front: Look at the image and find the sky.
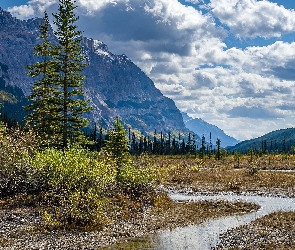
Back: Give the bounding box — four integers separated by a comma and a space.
1, 0, 295, 141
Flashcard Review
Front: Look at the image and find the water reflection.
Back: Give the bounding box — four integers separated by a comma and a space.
99, 193, 295, 250
157, 193, 295, 249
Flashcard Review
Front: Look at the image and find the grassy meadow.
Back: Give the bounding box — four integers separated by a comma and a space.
0, 124, 295, 248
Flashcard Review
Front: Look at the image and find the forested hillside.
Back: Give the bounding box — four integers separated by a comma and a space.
227, 128, 295, 153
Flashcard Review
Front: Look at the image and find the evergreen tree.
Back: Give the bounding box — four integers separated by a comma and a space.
143, 136, 148, 152
153, 130, 158, 154
209, 132, 212, 158
98, 126, 103, 150
160, 131, 164, 155
199, 134, 206, 158
216, 138, 221, 160
181, 138, 186, 155
147, 136, 153, 153
192, 134, 196, 156
25, 12, 61, 147
186, 133, 192, 154
26, 1, 91, 149
171, 136, 177, 155
52, 0, 91, 148
166, 132, 171, 155
92, 123, 97, 142
138, 136, 143, 154
104, 117, 130, 180
90, 122, 98, 150
131, 132, 137, 155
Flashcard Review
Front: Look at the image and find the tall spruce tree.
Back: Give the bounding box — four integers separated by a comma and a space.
26, 1, 91, 149
52, 0, 91, 149
25, 12, 61, 147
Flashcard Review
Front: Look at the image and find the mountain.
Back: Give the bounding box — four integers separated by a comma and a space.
227, 128, 295, 153
182, 112, 239, 147
0, 62, 29, 124
0, 8, 191, 137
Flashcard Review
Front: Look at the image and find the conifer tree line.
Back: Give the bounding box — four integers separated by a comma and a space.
87, 123, 224, 157
241, 138, 295, 155
0, 109, 18, 128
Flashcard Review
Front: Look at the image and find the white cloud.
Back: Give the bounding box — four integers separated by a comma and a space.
7, 4, 35, 19
8, 0, 57, 19
210, 0, 295, 38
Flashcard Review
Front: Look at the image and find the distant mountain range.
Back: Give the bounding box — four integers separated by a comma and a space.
182, 112, 239, 147
227, 128, 295, 153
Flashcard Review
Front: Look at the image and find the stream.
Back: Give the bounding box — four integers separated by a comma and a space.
157, 192, 295, 249
105, 192, 295, 249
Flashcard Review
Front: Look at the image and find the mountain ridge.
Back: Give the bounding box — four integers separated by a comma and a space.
182, 112, 239, 147
0, 8, 192, 138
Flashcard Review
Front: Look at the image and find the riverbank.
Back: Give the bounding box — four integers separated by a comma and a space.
0, 190, 258, 249
164, 166, 295, 197
1, 154, 295, 249
213, 211, 295, 249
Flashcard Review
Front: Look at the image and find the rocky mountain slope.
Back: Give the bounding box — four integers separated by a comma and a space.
0, 62, 29, 124
182, 112, 239, 147
0, 7, 189, 136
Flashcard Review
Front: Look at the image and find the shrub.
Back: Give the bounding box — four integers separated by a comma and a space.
0, 125, 38, 198
30, 148, 117, 227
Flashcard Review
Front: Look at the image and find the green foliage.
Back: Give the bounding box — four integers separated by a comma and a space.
216, 138, 221, 160
30, 147, 160, 227
0, 125, 38, 198
103, 118, 160, 196
52, 0, 92, 149
26, 1, 92, 149
0, 117, 161, 228
31, 148, 116, 191
228, 128, 295, 154
25, 11, 62, 148
119, 159, 155, 193
30, 148, 117, 227
104, 117, 131, 181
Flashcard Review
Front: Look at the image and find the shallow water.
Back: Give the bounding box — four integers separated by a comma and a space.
102, 193, 295, 250
156, 193, 295, 249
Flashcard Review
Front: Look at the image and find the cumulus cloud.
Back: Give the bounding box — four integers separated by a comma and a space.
210, 0, 295, 38
7, 4, 35, 18
228, 106, 284, 119
8, 0, 58, 19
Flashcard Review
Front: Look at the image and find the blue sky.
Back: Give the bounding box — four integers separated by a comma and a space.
2, 0, 295, 140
